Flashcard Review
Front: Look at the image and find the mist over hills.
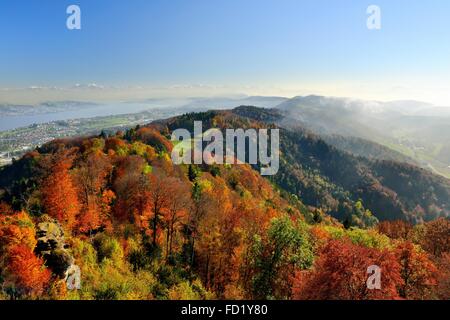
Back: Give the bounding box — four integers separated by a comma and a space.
275, 95, 450, 178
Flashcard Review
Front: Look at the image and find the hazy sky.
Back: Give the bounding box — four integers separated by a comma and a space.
1, 0, 450, 105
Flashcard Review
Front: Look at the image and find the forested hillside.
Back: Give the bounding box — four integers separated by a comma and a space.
167, 107, 450, 225
321, 135, 417, 165
0, 108, 449, 300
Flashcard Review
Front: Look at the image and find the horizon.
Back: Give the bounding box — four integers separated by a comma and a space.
2, 88, 450, 108
1, 0, 450, 105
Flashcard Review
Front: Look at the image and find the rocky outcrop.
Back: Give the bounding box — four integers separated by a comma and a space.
34, 215, 78, 281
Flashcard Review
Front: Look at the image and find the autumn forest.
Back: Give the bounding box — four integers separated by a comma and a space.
0, 108, 449, 300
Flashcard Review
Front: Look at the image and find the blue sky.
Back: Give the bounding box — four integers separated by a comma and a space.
1, 0, 450, 104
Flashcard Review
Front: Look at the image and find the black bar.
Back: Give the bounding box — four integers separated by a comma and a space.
0, 300, 445, 319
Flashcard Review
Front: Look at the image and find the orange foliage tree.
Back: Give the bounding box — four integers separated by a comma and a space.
0, 211, 52, 298
113, 157, 179, 248
2, 245, 51, 298
162, 179, 192, 259
146, 172, 179, 247
194, 179, 246, 293
395, 241, 438, 299
0, 211, 37, 254
77, 200, 102, 234
41, 152, 80, 229
99, 189, 116, 233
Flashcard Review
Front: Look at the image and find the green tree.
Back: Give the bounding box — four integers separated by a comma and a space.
188, 165, 200, 182
251, 216, 313, 299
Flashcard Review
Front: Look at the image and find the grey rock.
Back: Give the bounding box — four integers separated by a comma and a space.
35, 215, 79, 281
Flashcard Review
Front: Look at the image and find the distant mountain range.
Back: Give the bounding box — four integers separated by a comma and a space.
0, 101, 99, 116
0, 96, 287, 118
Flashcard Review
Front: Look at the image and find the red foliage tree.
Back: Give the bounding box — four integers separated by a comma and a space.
435, 252, 450, 299
377, 220, 413, 240
420, 217, 450, 257
292, 239, 402, 300
136, 127, 173, 153
0, 201, 14, 216
113, 155, 148, 222
74, 151, 112, 234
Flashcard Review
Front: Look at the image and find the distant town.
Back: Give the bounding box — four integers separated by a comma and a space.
0, 106, 204, 166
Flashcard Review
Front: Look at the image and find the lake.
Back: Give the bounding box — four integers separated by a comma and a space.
0, 102, 170, 131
